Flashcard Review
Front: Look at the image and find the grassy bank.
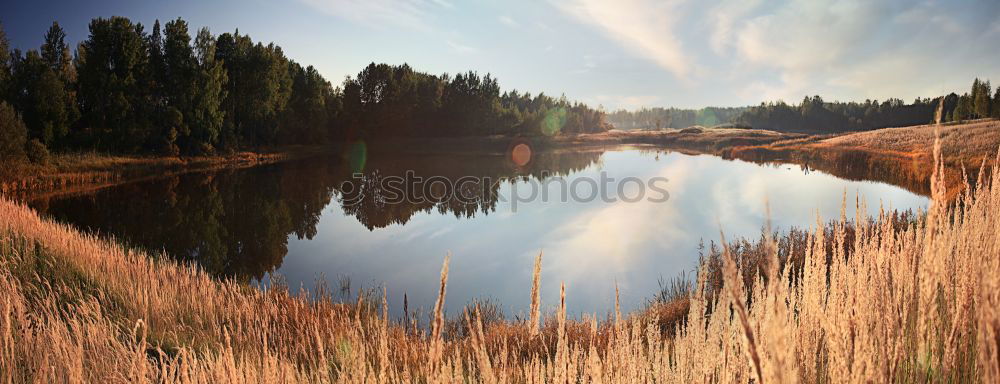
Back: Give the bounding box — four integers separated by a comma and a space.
0, 145, 334, 200
587, 120, 1000, 199
1, 138, 999, 382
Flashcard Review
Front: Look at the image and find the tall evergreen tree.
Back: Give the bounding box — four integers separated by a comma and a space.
953, 94, 972, 122
283, 62, 332, 143
994, 87, 1000, 119
190, 27, 227, 153
11, 50, 69, 146
215, 31, 291, 147
146, 20, 175, 155
974, 79, 991, 119
76, 16, 153, 151
0, 22, 12, 103
40, 22, 79, 145
162, 18, 199, 152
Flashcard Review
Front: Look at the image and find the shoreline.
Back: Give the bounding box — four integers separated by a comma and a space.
0, 144, 338, 201
4, 120, 998, 202
571, 120, 1000, 199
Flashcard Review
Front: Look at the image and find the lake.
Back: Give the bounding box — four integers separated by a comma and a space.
27, 143, 929, 318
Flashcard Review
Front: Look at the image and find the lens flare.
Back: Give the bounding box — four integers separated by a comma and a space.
540, 107, 567, 136
511, 143, 532, 167
348, 140, 367, 173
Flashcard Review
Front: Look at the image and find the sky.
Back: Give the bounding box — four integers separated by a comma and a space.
2, 0, 999, 110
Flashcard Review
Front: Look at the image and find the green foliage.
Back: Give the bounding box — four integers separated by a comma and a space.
739, 96, 941, 133
607, 107, 747, 130
215, 31, 292, 148
191, 27, 227, 154
10, 50, 71, 146
2, 16, 607, 156
993, 87, 1000, 119
953, 94, 972, 122
731, 79, 996, 133
76, 16, 154, 152
972, 78, 992, 119
25, 138, 49, 165
157, 20, 228, 155
0, 22, 12, 102
0, 101, 27, 162
340, 63, 608, 138
281, 62, 333, 143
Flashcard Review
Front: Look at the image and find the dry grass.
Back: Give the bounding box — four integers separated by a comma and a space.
1, 138, 1000, 382
726, 120, 1000, 199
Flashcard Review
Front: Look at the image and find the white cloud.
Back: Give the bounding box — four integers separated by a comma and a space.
301, 0, 451, 31
556, 0, 1000, 106
554, 0, 692, 79
711, 0, 1000, 103
707, 0, 762, 55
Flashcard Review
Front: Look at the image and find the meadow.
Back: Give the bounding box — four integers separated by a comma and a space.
0, 136, 998, 382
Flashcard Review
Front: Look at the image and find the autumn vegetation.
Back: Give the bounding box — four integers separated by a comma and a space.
0, 136, 998, 382
3, 13, 1000, 384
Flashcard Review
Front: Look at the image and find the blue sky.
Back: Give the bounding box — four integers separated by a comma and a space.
2, 0, 999, 110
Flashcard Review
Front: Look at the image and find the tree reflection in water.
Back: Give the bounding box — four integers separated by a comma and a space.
28, 146, 605, 280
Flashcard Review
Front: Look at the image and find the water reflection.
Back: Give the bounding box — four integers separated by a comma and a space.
339, 148, 602, 230
28, 146, 604, 279
26, 145, 929, 315
31, 160, 342, 279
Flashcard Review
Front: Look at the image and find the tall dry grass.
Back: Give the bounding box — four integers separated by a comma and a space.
1, 138, 999, 382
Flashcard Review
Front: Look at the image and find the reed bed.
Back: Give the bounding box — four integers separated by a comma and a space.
1, 138, 999, 382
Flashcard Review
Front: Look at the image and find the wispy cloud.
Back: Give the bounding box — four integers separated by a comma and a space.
554, 0, 691, 79
718, 0, 1000, 101
589, 94, 660, 110
498, 15, 520, 28
447, 40, 478, 54
301, 0, 451, 31
554, 0, 1000, 106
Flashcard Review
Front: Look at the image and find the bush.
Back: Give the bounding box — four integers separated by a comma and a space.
26, 139, 50, 165
0, 102, 28, 163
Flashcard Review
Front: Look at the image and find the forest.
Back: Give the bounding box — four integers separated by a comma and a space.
0, 18, 610, 162
736, 80, 1000, 133
607, 79, 1000, 134
606, 106, 747, 130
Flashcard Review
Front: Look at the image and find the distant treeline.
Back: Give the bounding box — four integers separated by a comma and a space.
737, 78, 1000, 134
0, 17, 609, 161
609, 79, 1000, 134
606, 107, 747, 130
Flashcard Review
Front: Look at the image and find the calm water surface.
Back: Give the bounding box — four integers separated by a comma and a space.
28, 146, 928, 317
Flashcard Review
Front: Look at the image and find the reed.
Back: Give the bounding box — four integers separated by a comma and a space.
529, 252, 541, 338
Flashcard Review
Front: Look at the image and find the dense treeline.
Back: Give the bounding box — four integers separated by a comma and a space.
736, 78, 1000, 133
0, 18, 609, 162
341, 63, 610, 139
606, 107, 747, 130
607, 79, 1000, 134
948, 78, 1000, 123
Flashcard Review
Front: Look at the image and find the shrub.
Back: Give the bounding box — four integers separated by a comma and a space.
25, 139, 50, 165
0, 102, 28, 163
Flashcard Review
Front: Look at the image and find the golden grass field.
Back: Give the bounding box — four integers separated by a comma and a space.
1, 136, 999, 382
